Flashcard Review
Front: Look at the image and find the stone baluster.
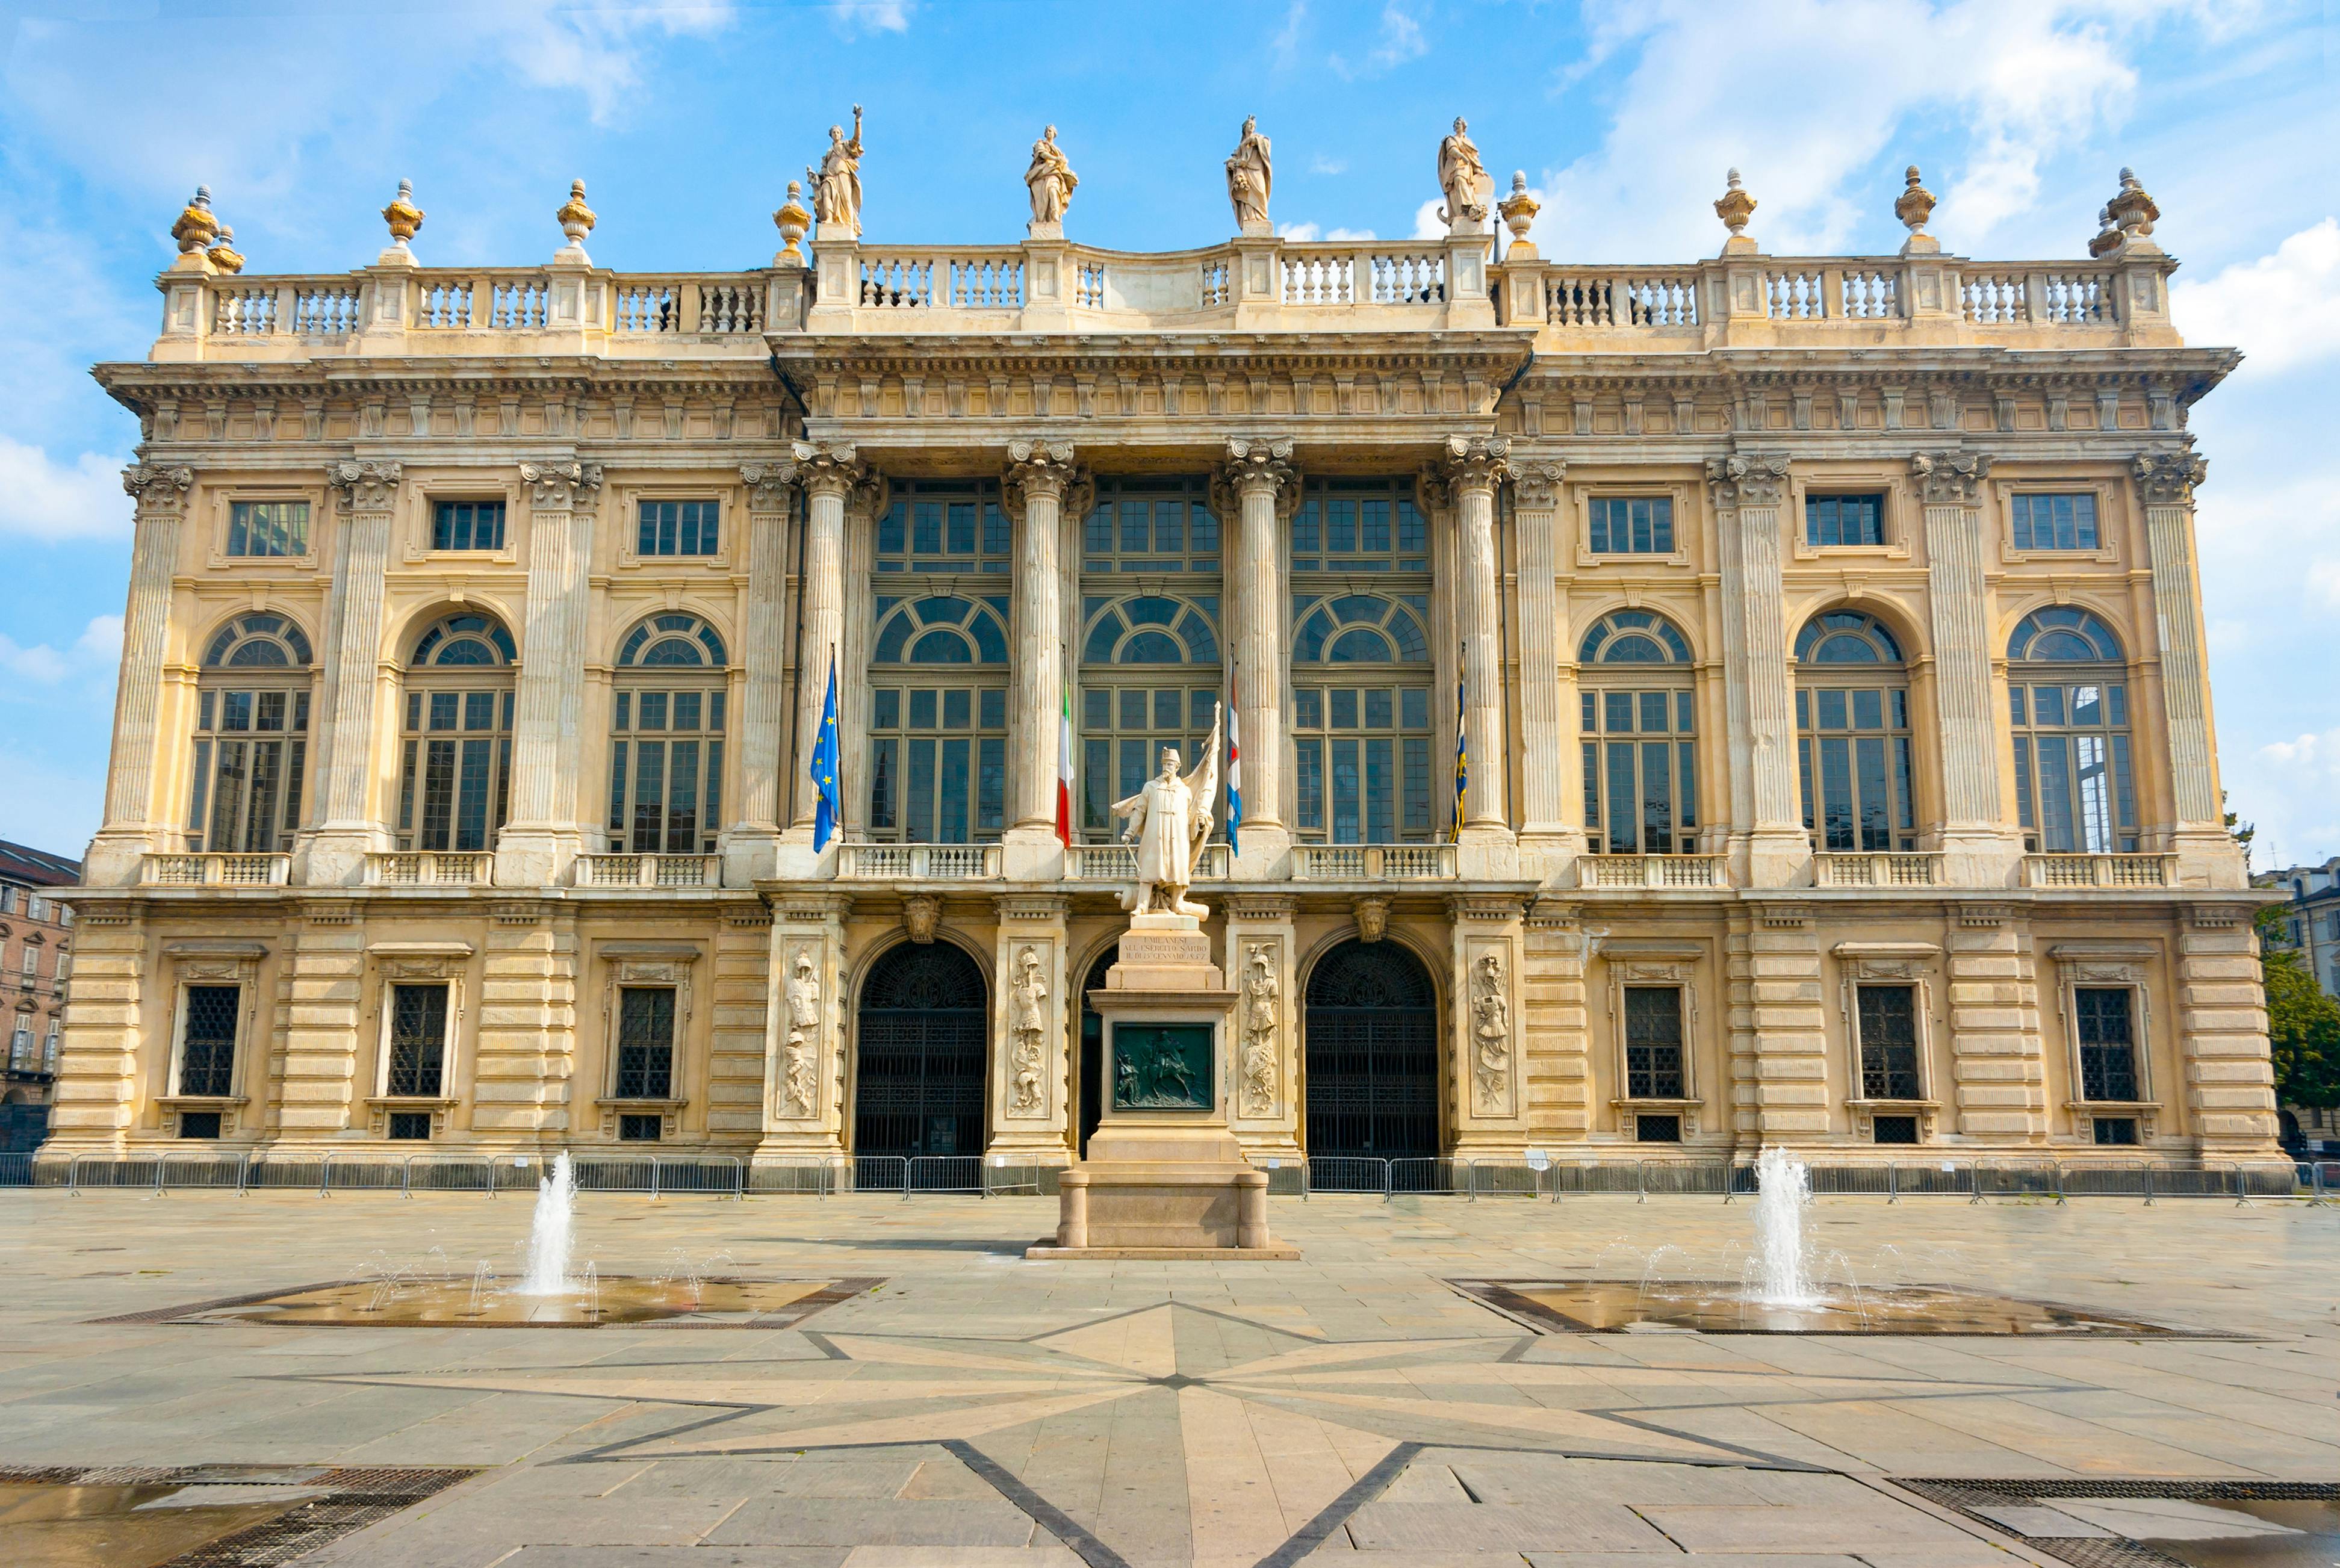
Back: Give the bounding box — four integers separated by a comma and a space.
302, 459, 402, 887
85, 464, 195, 886
494, 459, 603, 888
1212, 437, 1300, 876
1911, 451, 2016, 884
778, 441, 874, 873
1434, 436, 1514, 875
2136, 451, 2242, 886
1001, 439, 1088, 879
1509, 460, 1580, 873
724, 463, 796, 884
1706, 453, 1806, 886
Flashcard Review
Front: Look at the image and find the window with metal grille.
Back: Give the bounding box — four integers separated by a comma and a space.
387, 1111, 432, 1140
178, 984, 239, 1097
615, 987, 675, 1099
431, 499, 506, 551
854, 941, 988, 1160
1872, 1114, 1919, 1145
620, 1113, 662, 1141
637, 499, 719, 557
178, 1111, 222, 1139
1588, 496, 1674, 554
226, 500, 310, 557
2075, 986, 2139, 1102
2092, 1115, 2138, 1146
1634, 1113, 1681, 1143
1805, 492, 1885, 547
1856, 984, 1922, 1100
1624, 987, 1685, 1099
2011, 493, 2099, 551
1302, 940, 1439, 1161
386, 982, 448, 1097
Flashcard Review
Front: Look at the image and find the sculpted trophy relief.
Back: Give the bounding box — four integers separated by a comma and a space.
1111, 704, 1223, 920
1024, 125, 1078, 231
1436, 116, 1494, 231
807, 105, 866, 236
1225, 116, 1273, 234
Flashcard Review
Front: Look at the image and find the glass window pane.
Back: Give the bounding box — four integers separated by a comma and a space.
907, 738, 936, 842
1331, 739, 1360, 843
1606, 742, 1638, 852
1641, 739, 1672, 854
1296, 739, 1324, 831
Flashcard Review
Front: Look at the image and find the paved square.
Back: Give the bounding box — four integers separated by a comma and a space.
1, 1192, 2334, 1567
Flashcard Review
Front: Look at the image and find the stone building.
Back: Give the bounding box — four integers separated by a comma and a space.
48, 141, 2279, 1170
1, 838, 78, 1151
2253, 857, 2340, 1150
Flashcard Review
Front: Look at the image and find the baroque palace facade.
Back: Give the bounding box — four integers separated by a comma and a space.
49, 135, 2280, 1170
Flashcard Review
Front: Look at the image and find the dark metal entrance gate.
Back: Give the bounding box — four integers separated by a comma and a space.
854, 942, 987, 1165
1304, 940, 1438, 1163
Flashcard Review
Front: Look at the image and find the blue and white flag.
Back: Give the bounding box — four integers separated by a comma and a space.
810, 653, 842, 851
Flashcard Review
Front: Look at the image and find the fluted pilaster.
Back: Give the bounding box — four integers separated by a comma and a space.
87, 463, 194, 885
724, 462, 796, 882
1510, 460, 1577, 864
781, 441, 874, 837
1707, 452, 1805, 885
1212, 436, 1300, 873
301, 459, 403, 885
1001, 439, 1088, 877
495, 459, 603, 887
1433, 435, 1511, 841
1912, 451, 2018, 881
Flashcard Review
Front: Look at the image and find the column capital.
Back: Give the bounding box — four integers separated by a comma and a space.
1211, 435, 1300, 518
1908, 449, 1993, 505
737, 460, 796, 513
518, 458, 604, 510
326, 457, 404, 511
780, 438, 874, 504
1704, 451, 1791, 509
2134, 448, 2208, 506
1001, 437, 1091, 518
120, 462, 194, 513
1509, 458, 1568, 510
1423, 434, 1509, 507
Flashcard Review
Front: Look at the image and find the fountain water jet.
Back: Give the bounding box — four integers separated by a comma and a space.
518, 1151, 577, 1297
1751, 1145, 1817, 1306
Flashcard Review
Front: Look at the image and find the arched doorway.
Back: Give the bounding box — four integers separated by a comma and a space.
854, 942, 988, 1161
1304, 940, 1439, 1160
1076, 945, 1117, 1157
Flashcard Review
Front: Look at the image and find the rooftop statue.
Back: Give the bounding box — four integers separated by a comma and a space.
1437, 116, 1492, 231
1111, 704, 1222, 919
1025, 124, 1078, 229
807, 105, 866, 236
1226, 116, 1272, 234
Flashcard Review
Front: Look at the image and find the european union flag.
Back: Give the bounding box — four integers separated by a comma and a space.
1452, 676, 1467, 835
810, 653, 842, 851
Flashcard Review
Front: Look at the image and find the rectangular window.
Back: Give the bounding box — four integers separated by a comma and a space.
388, 1111, 433, 1141
190, 685, 311, 854
178, 1111, 223, 1139
226, 500, 310, 558
867, 684, 1008, 842
619, 1112, 663, 1141
1288, 479, 1424, 572
1805, 492, 1885, 548
1624, 987, 1686, 1100
432, 499, 506, 551
178, 983, 240, 1097
2015, 683, 2134, 854
878, 480, 1011, 573
1290, 683, 1434, 843
1581, 687, 1697, 855
1872, 1114, 1919, 1145
2075, 986, 2139, 1102
1855, 984, 1922, 1100
1798, 684, 1915, 852
1079, 477, 1219, 572
1634, 1113, 1682, 1143
2092, 1115, 2138, 1146
615, 987, 676, 1099
2011, 493, 2099, 551
1587, 497, 1675, 554
636, 500, 720, 557
386, 982, 448, 1097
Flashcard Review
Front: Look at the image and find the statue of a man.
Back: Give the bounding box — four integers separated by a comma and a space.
1025, 125, 1078, 226
1010, 947, 1047, 1114
1225, 116, 1272, 233
783, 951, 821, 1116
1111, 705, 1222, 918
1437, 116, 1493, 229
809, 105, 866, 234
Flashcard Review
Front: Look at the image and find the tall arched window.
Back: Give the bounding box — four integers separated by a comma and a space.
609, 613, 728, 855
1577, 610, 1698, 854
869, 595, 1008, 843
1793, 610, 1916, 852
188, 613, 314, 854
2007, 607, 2135, 854
1291, 593, 1433, 842
396, 613, 516, 853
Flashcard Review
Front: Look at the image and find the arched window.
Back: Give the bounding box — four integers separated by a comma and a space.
609, 613, 728, 855
1292, 594, 1434, 842
869, 597, 1008, 843
1793, 610, 1915, 852
188, 613, 314, 854
1076, 587, 1222, 841
1577, 611, 1698, 855
2006, 608, 2135, 854
397, 613, 516, 854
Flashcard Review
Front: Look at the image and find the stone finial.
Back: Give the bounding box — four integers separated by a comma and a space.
1498, 172, 1541, 255
205, 224, 244, 275
2087, 203, 2120, 258
2106, 166, 2159, 243
1714, 167, 1756, 241
554, 179, 596, 258
380, 178, 424, 248
170, 186, 219, 255
772, 179, 812, 265
1895, 165, 1935, 235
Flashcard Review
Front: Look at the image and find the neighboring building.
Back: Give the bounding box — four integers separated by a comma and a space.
1, 840, 78, 1151
48, 144, 2279, 1169
2252, 857, 2340, 1150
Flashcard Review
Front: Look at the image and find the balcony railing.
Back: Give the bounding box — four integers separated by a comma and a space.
573, 854, 722, 889
1578, 854, 1730, 890
1289, 844, 1457, 881
1813, 852, 1943, 888
140, 853, 291, 887
836, 843, 1003, 881
2023, 853, 2177, 889
365, 851, 493, 887
1061, 843, 1231, 882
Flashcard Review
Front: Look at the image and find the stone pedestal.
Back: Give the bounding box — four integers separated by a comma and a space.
1028, 914, 1297, 1260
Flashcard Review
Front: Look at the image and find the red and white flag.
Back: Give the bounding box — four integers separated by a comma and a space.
1055, 679, 1075, 846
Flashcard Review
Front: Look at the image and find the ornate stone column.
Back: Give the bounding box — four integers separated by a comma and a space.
1212, 437, 1300, 877
777, 441, 874, 878
301, 459, 402, 887
1223, 892, 1300, 1162
2137, 452, 2244, 887
1912, 451, 2019, 884
494, 459, 603, 888
990, 893, 1072, 1164
86, 464, 196, 886
1449, 894, 1530, 1156
756, 891, 851, 1162
1509, 459, 1581, 878
722, 463, 795, 884
1706, 453, 1805, 887
1001, 439, 1088, 881
1434, 436, 1515, 878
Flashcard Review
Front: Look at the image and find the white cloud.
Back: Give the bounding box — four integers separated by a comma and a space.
1273, 1, 1308, 67
0, 438, 127, 542
2172, 218, 2340, 375
1412, 197, 1447, 240
0, 615, 121, 687
1332, 0, 1429, 78
1277, 221, 1321, 242
1325, 226, 1377, 241
1309, 153, 1348, 176
829, 0, 910, 36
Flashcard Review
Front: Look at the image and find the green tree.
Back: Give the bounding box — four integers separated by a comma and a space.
2257, 905, 2340, 1107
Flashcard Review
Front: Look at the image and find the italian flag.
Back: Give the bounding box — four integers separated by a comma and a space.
1055, 679, 1075, 846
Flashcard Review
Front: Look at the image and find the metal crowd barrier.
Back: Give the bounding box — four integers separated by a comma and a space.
1306, 1156, 1390, 1195
0, 1152, 33, 1188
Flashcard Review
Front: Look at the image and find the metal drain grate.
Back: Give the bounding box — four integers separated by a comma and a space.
1897, 1477, 2340, 1568
0, 1462, 479, 1567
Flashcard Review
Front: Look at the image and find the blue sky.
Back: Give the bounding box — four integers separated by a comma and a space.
2, 0, 2335, 865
